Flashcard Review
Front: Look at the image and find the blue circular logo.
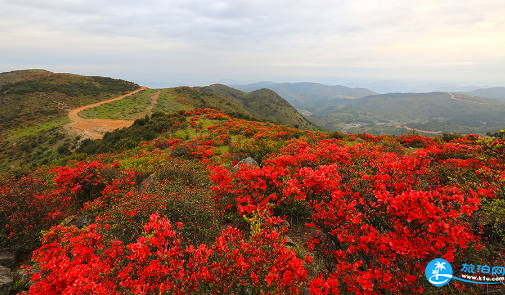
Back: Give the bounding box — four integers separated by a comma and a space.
426, 258, 453, 287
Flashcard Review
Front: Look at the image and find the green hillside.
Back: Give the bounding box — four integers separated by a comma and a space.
309, 92, 505, 135
231, 82, 377, 110
0, 69, 52, 87
0, 71, 140, 136
461, 87, 505, 101
345, 92, 505, 124
198, 84, 320, 130
0, 70, 140, 171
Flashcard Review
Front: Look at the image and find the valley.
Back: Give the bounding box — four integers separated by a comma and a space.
230, 81, 505, 136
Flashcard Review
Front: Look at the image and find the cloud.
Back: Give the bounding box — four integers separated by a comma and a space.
1, 0, 505, 85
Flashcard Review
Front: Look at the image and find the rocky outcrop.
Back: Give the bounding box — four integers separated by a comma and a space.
230, 157, 259, 174
0, 266, 13, 295
62, 214, 92, 229
12, 266, 40, 292
0, 252, 16, 268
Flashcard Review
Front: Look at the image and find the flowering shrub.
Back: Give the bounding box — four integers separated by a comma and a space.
212, 138, 484, 293
3, 107, 505, 293
50, 160, 117, 206
396, 133, 436, 148
0, 174, 71, 250
30, 213, 307, 294
97, 182, 220, 246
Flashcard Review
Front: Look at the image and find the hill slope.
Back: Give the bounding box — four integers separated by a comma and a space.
230, 82, 377, 110
0, 71, 140, 136
323, 92, 505, 135
0, 70, 140, 170
0, 69, 53, 87
197, 84, 320, 130
460, 87, 505, 101
343, 92, 505, 125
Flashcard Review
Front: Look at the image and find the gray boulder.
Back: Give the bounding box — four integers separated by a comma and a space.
12, 266, 40, 292
283, 235, 297, 248
70, 214, 92, 229
0, 252, 16, 268
0, 266, 13, 295
230, 157, 259, 174
62, 214, 92, 229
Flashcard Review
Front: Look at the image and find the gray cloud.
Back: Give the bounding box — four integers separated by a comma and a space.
1, 0, 504, 85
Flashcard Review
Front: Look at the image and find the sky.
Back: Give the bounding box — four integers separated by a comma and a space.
1, 0, 505, 88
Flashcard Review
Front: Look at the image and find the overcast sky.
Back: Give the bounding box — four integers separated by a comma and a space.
1, 0, 504, 87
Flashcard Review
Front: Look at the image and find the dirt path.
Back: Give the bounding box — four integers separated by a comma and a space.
445, 92, 488, 105
146, 90, 160, 113
65, 86, 147, 140
397, 125, 442, 134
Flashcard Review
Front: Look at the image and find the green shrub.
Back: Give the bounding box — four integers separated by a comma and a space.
441, 132, 463, 142
330, 131, 347, 140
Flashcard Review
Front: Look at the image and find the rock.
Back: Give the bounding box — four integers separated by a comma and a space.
283, 235, 297, 248
0, 266, 13, 295
230, 157, 259, 174
0, 252, 16, 268
63, 214, 92, 229
13, 266, 40, 291
70, 214, 92, 229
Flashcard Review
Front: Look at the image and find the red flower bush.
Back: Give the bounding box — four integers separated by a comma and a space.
30, 213, 307, 294
50, 160, 114, 206
4, 107, 504, 293
396, 133, 436, 148
212, 138, 483, 293
0, 174, 71, 250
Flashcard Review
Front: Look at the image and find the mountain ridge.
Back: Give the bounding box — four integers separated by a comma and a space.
197, 84, 321, 131
229, 81, 376, 109
458, 87, 505, 101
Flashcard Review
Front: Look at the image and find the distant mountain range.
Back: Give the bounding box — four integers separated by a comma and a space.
342, 80, 494, 94
308, 92, 505, 135
229, 80, 503, 96
229, 82, 376, 110
458, 87, 505, 101
227, 81, 505, 136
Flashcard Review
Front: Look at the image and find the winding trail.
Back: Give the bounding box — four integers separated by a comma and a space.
65, 86, 146, 140
145, 90, 160, 113
397, 125, 442, 134
445, 92, 488, 105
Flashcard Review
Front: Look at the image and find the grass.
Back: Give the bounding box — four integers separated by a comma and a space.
80, 89, 155, 120
80, 88, 193, 120
151, 89, 192, 113
0, 124, 81, 172
7, 117, 71, 139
